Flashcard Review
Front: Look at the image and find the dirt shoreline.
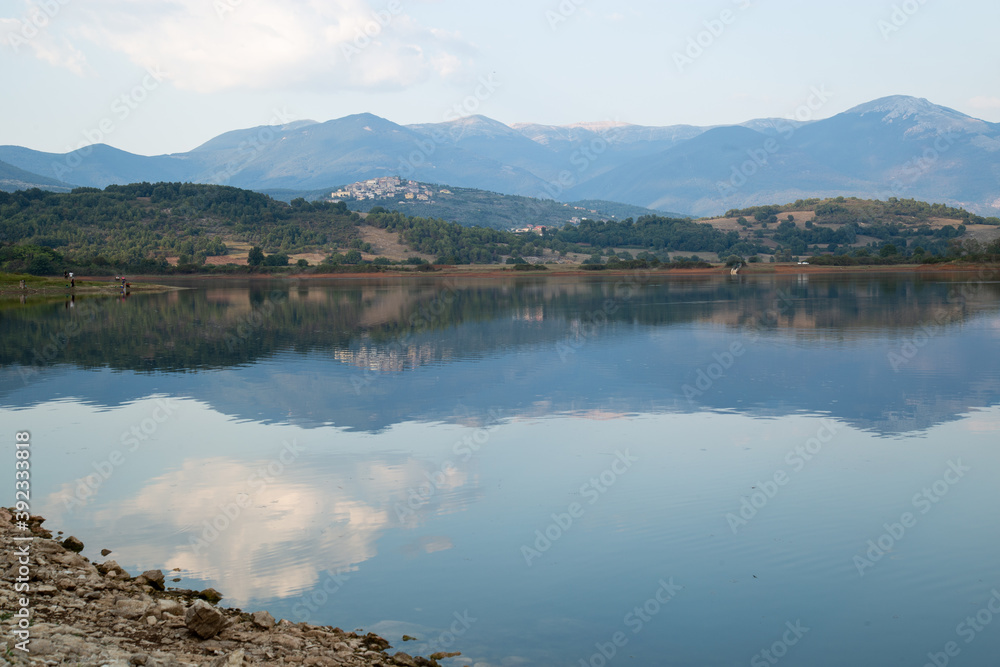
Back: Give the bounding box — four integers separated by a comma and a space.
0, 510, 446, 666
0, 280, 183, 297
85, 262, 1000, 284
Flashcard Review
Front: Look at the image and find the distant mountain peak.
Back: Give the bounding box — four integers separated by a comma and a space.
564, 121, 635, 131
449, 114, 507, 126
846, 95, 968, 120
510, 120, 635, 132
844, 95, 986, 136
406, 115, 525, 141
444, 115, 518, 134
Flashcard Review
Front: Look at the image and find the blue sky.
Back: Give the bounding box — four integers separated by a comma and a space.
2, 0, 998, 156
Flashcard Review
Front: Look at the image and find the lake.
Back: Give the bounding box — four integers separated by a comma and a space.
3, 272, 1000, 666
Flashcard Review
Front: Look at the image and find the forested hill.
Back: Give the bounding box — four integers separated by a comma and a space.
0, 183, 360, 272
0, 183, 747, 273
2, 183, 998, 275
331, 183, 680, 230
704, 197, 1000, 260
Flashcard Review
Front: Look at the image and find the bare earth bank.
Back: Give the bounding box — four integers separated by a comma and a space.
1, 509, 450, 667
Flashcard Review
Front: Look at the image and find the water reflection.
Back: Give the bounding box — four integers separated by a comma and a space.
3, 274, 1000, 435
5, 274, 1000, 666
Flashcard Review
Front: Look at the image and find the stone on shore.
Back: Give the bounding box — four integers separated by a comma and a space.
61, 535, 85, 552
97, 559, 129, 577
0, 509, 449, 666
198, 587, 224, 603
185, 599, 229, 639
136, 568, 166, 590
251, 610, 276, 629
208, 649, 245, 666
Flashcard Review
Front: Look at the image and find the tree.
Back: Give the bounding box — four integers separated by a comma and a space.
248, 246, 264, 266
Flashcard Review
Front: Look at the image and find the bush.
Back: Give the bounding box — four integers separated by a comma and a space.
247, 246, 264, 266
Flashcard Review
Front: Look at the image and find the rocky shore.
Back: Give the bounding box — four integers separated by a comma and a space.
1, 509, 447, 666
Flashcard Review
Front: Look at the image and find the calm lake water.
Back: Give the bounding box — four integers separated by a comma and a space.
3, 272, 1000, 666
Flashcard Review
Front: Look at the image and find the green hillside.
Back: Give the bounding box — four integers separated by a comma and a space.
704, 197, 1000, 261
0, 183, 360, 273
281, 182, 676, 230
2, 184, 998, 275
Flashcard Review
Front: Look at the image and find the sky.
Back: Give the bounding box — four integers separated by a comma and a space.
1, 0, 999, 156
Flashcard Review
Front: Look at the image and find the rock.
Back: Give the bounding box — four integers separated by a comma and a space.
97, 560, 128, 577
185, 599, 228, 640
198, 587, 224, 604
28, 638, 57, 655
157, 599, 185, 617
304, 657, 338, 667
271, 634, 304, 650
62, 536, 85, 552
393, 652, 419, 667
102, 548, 113, 556
208, 650, 245, 667
430, 651, 462, 661
139, 569, 166, 590
130, 653, 150, 665
114, 599, 151, 620
251, 610, 275, 629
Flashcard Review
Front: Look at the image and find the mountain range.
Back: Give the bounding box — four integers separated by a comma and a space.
2, 95, 998, 218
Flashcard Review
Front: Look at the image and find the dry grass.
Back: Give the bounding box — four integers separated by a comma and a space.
358, 226, 435, 262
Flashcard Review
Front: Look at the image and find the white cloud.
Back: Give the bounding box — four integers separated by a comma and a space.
35, 0, 476, 92
79, 456, 392, 605
43, 446, 483, 606
0, 15, 88, 74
